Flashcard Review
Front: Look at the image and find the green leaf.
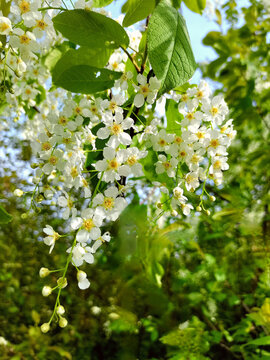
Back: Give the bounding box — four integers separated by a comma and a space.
147, 1, 197, 95
0, 0, 11, 16
53, 9, 129, 49
245, 336, 270, 347
183, 0, 206, 14
122, 0, 155, 27
53, 64, 121, 94
53, 46, 112, 73
0, 205, 12, 224
92, 0, 113, 7
165, 99, 183, 135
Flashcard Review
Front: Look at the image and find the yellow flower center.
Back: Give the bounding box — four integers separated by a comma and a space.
210, 139, 219, 148
103, 197, 114, 210
59, 116, 68, 125
36, 19, 47, 30
140, 84, 150, 97
25, 88, 31, 95
127, 156, 137, 166
42, 142, 51, 151
0, 23, 10, 32
163, 161, 171, 169
197, 90, 203, 98
112, 62, 118, 70
74, 106, 82, 115
109, 101, 117, 112
211, 107, 218, 115
63, 137, 71, 144
70, 167, 78, 178
20, 35, 30, 44
49, 155, 58, 165
175, 136, 182, 144
181, 94, 188, 102
187, 112, 194, 120
83, 219, 94, 231
67, 199, 73, 209
108, 159, 119, 170
19, 0, 30, 13
179, 151, 186, 158
91, 105, 98, 114
196, 132, 204, 139
213, 160, 221, 169
158, 139, 166, 147
110, 123, 122, 135
191, 155, 199, 163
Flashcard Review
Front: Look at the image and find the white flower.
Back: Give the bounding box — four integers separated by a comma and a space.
181, 203, 194, 216
97, 113, 133, 148
134, 75, 160, 108
0, 16, 12, 35
101, 94, 125, 114
185, 171, 200, 191
151, 129, 174, 152
206, 130, 227, 157
43, 225, 60, 253
67, 243, 94, 266
71, 208, 104, 243
114, 71, 133, 90
41, 149, 66, 175
57, 192, 77, 220
108, 51, 125, 72
118, 147, 148, 177
95, 147, 127, 183
155, 154, 178, 178
92, 186, 127, 221
209, 156, 229, 176
201, 94, 228, 125
9, 29, 39, 60
91, 232, 111, 253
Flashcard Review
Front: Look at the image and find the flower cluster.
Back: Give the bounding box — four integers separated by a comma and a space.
3, 1, 236, 332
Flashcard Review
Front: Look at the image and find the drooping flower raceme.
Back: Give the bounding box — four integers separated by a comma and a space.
0, 2, 236, 332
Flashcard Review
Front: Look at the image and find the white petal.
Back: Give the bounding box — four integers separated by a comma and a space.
78, 278, 90, 289
76, 229, 89, 243
134, 94, 144, 108
84, 252, 94, 264
71, 217, 83, 230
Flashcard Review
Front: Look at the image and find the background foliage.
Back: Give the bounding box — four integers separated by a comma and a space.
1, 0, 270, 359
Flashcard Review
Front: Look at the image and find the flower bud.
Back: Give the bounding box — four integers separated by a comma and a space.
196, 206, 202, 212
40, 323, 50, 333
77, 270, 87, 282
57, 277, 67, 288
42, 286, 52, 297
39, 267, 50, 278
209, 195, 216, 202
206, 210, 211, 216
56, 305, 65, 315
14, 189, 24, 197
171, 210, 178, 217
59, 317, 68, 328
31, 163, 39, 169
157, 202, 162, 209
21, 213, 28, 219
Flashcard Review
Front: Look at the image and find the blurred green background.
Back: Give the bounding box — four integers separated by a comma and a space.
1, 1, 270, 359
